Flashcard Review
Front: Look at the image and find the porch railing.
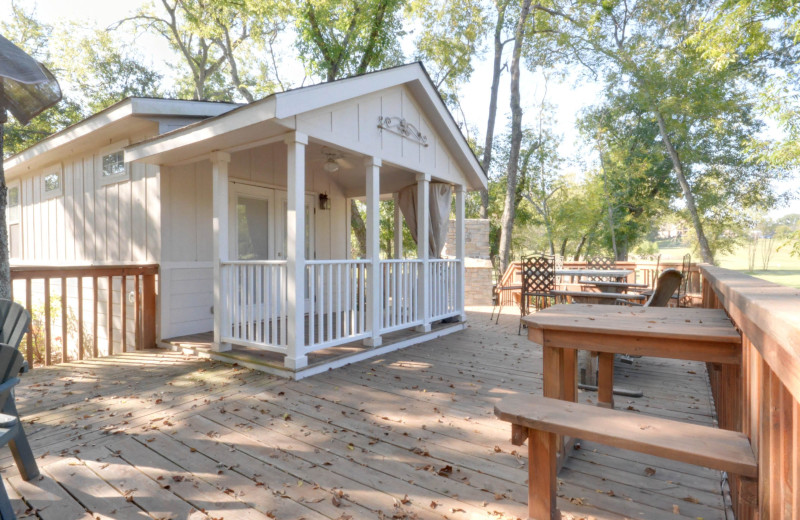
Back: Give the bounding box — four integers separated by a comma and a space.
306, 260, 369, 352
429, 259, 460, 321
10, 264, 158, 367
700, 265, 799, 518
379, 259, 423, 334
220, 261, 287, 352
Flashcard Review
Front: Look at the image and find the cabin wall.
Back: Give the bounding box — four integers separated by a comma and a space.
15, 130, 160, 265
10, 127, 162, 354
295, 84, 469, 189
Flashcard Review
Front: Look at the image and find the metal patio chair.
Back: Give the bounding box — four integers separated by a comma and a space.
585, 256, 617, 282
519, 254, 556, 334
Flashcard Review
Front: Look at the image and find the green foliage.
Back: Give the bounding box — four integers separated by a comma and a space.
294, 0, 406, 81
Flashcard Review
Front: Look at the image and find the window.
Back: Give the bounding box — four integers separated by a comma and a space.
96, 140, 130, 185
7, 182, 21, 259
42, 164, 62, 198
102, 150, 125, 177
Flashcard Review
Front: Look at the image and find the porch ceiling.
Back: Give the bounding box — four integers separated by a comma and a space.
305, 140, 418, 198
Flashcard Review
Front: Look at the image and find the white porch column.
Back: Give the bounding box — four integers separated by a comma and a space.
393, 192, 403, 259
212, 151, 232, 352
455, 185, 466, 321
364, 157, 383, 347
416, 172, 431, 332
285, 132, 308, 370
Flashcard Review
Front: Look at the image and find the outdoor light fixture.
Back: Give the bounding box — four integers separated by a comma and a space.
323, 157, 340, 173
319, 192, 331, 210
321, 146, 343, 173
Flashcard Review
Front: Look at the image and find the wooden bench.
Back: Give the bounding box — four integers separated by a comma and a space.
495, 395, 757, 520
550, 290, 646, 304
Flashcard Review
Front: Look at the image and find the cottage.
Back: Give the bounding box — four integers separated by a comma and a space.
4, 63, 487, 377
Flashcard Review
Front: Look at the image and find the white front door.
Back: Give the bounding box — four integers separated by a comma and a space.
230, 183, 315, 311
232, 184, 274, 260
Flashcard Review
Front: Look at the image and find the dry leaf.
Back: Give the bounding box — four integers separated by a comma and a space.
644, 467, 656, 476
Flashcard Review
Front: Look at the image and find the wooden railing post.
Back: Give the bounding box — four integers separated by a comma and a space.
61, 277, 68, 363
141, 273, 157, 349
44, 278, 51, 366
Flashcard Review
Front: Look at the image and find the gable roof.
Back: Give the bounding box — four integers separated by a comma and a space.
125, 63, 487, 190
4, 98, 240, 177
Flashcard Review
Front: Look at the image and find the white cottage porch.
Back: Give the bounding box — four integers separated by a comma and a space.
212, 134, 468, 373
125, 64, 486, 376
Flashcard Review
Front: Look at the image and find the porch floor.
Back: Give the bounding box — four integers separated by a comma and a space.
163, 318, 463, 375
3, 307, 727, 520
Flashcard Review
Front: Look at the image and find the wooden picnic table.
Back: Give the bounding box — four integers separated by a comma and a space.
522, 304, 742, 409
556, 268, 632, 280
578, 280, 650, 294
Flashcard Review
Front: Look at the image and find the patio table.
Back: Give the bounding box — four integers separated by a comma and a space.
522, 304, 742, 409
578, 280, 650, 294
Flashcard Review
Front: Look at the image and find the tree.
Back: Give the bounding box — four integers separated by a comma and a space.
294, 0, 406, 257
120, 0, 285, 102
557, 0, 787, 263
295, 0, 405, 82
0, 4, 83, 155
479, 0, 515, 219
54, 27, 163, 113
497, 0, 539, 273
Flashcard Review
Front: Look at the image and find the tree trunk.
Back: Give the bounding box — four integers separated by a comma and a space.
0, 113, 11, 299
497, 0, 532, 274
654, 110, 714, 264
573, 235, 587, 261
350, 200, 367, 258
479, 0, 509, 219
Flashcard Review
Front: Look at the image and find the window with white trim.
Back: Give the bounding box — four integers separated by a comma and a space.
96, 140, 130, 185
42, 164, 62, 198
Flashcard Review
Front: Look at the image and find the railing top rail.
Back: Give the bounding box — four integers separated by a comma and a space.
700, 264, 800, 402
10, 264, 159, 278
221, 260, 287, 266
306, 259, 369, 265
380, 258, 424, 263
429, 258, 460, 263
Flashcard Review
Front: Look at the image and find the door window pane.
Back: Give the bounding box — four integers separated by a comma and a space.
237, 197, 269, 260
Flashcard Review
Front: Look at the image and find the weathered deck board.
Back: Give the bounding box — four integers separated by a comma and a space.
0, 307, 729, 519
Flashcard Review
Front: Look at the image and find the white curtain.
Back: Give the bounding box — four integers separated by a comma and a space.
397, 182, 452, 258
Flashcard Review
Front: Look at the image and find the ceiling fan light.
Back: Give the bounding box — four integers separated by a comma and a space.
323, 157, 340, 173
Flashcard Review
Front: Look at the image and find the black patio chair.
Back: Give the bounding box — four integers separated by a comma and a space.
519, 254, 556, 334
0, 343, 39, 519
585, 256, 616, 282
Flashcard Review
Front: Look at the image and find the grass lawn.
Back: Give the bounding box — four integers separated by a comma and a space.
657, 239, 800, 289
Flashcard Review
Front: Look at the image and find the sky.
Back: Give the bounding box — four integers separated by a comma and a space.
3, 0, 798, 218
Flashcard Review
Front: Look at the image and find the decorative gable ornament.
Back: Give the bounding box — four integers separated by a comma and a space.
377, 116, 429, 147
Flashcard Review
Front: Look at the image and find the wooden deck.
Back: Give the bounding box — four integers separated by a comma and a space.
1, 307, 728, 520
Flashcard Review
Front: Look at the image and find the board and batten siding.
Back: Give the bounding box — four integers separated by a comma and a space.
17, 137, 160, 264
11, 130, 162, 356
295, 84, 466, 186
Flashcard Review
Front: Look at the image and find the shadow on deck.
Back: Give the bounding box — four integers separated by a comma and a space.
1, 307, 727, 520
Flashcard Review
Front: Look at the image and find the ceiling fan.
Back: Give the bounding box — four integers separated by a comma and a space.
321, 146, 353, 172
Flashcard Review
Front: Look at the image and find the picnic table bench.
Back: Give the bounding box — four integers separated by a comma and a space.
495, 395, 758, 520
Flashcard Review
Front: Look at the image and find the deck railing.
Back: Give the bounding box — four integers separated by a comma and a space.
700, 265, 799, 518
379, 259, 422, 334
220, 261, 287, 352
10, 264, 158, 367
305, 260, 369, 352
429, 259, 460, 321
